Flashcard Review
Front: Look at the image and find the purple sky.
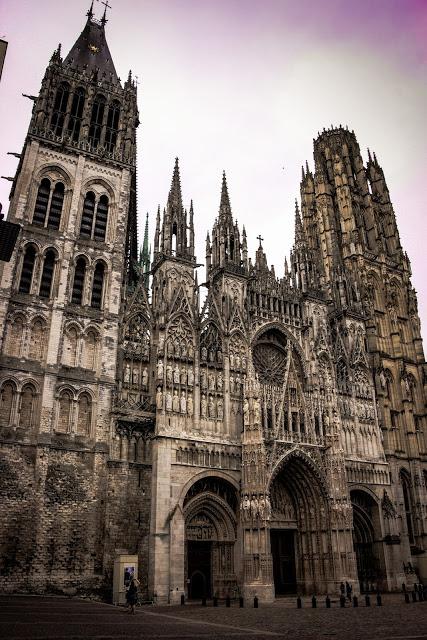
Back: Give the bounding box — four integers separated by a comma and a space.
0, 0, 426, 340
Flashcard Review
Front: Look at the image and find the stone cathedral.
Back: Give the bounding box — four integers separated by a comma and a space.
0, 8, 426, 604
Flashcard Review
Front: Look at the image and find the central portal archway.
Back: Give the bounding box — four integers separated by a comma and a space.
184, 476, 238, 599
269, 452, 331, 595
351, 489, 384, 593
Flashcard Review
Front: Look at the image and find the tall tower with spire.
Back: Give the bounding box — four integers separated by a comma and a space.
0, 5, 139, 589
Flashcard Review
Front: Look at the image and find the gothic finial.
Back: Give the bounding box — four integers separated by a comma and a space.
367, 148, 372, 162
167, 157, 183, 211
305, 160, 309, 174
101, 0, 111, 26
219, 170, 232, 220
87, 0, 95, 19
301, 165, 305, 179
295, 199, 304, 243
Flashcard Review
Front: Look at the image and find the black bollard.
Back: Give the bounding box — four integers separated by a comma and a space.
402, 583, 406, 593
181, 594, 185, 606
213, 596, 218, 607
419, 589, 424, 602
202, 596, 206, 607
312, 595, 317, 608
365, 594, 371, 607
297, 596, 302, 609
376, 592, 382, 607
404, 592, 410, 603
239, 596, 244, 608
340, 595, 346, 608
254, 596, 259, 608
353, 596, 358, 608
411, 591, 417, 603
326, 595, 331, 608
226, 595, 231, 608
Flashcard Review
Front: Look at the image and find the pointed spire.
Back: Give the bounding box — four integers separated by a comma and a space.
302, 165, 305, 180
101, 0, 111, 26
367, 148, 372, 162
189, 199, 195, 255
87, 0, 94, 19
167, 157, 183, 211
295, 199, 304, 243
219, 171, 232, 221
141, 212, 150, 288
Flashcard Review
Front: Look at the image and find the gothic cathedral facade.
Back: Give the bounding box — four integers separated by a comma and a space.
0, 10, 426, 602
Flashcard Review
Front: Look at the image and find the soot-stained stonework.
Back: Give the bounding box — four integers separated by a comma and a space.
0, 7, 426, 603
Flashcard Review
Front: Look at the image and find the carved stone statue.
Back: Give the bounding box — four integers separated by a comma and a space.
208, 372, 216, 391
201, 394, 207, 418
156, 387, 163, 409
201, 346, 207, 361
165, 391, 172, 412
132, 366, 139, 385
180, 391, 186, 414
208, 395, 215, 418
180, 367, 187, 385
243, 398, 249, 425
229, 353, 234, 369
157, 359, 164, 379
158, 333, 165, 352
230, 376, 235, 393
253, 398, 261, 425
217, 398, 224, 420
187, 394, 194, 416
172, 389, 179, 412
124, 363, 131, 383
217, 371, 223, 389
200, 369, 207, 389
142, 367, 148, 388
187, 368, 194, 386
241, 354, 247, 369
235, 354, 241, 369
166, 364, 173, 385
173, 365, 180, 385
217, 349, 223, 363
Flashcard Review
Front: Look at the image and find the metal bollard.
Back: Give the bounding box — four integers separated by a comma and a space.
326, 595, 331, 608
340, 595, 346, 608
213, 596, 218, 607
297, 596, 302, 609
202, 596, 206, 606
312, 595, 317, 608
254, 596, 259, 608
226, 596, 231, 608
411, 591, 417, 603
180, 594, 185, 606
376, 592, 382, 607
404, 592, 410, 603
353, 596, 358, 608
239, 596, 244, 608
365, 594, 371, 607
402, 583, 406, 593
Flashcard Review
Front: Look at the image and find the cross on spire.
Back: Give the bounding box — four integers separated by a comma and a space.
101, 0, 111, 25
257, 234, 264, 247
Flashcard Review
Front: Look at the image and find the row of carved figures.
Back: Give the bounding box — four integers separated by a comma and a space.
123, 363, 149, 387
157, 360, 195, 386
240, 493, 272, 521
155, 388, 225, 420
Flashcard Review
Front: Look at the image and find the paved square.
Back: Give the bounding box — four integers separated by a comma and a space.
0, 595, 426, 640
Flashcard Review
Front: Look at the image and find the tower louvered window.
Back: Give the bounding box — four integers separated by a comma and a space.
105, 100, 120, 152
39, 249, 56, 299
19, 245, 36, 294
47, 182, 64, 229
94, 195, 108, 241
67, 87, 85, 142
33, 178, 51, 226
51, 82, 70, 137
88, 94, 106, 148
71, 257, 86, 305
80, 192, 95, 238
91, 262, 105, 309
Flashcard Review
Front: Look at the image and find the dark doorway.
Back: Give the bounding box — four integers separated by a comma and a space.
271, 529, 297, 595
187, 541, 212, 599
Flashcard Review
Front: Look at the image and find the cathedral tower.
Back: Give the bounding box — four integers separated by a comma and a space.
0, 6, 138, 588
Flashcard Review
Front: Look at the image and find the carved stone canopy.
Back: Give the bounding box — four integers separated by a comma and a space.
115, 417, 155, 440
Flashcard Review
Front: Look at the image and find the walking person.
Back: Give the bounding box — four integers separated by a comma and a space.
345, 581, 352, 602
126, 578, 139, 614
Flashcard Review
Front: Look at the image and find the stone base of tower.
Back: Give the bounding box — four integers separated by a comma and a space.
242, 582, 275, 603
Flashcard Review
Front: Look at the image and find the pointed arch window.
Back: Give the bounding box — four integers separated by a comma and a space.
0, 381, 15, 426
71, 257, 87, 305
94, 195, 108, 241
105, 100, 120, 152
67, 87, 85, 142
91, 262, 105, 309
57, 390, 72, 433
19, 245, 37, 294
47, 182, 64, 229
77, 393, 92, 435
400, 470, 415, 544
28, 319, 45, 361
51, 82, 70, 137
39, 249, 56, 299
83, 331, 97, 370
88, 94, 106, 149
64, 326, 78, 367
19, 384, 36, 429
80, 191, 96, 238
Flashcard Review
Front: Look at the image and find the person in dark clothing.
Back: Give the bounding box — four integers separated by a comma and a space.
345, 581, 352, 601
126, 578, 139, 614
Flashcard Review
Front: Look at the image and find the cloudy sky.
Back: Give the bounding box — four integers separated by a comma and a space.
0, 0, 426, 338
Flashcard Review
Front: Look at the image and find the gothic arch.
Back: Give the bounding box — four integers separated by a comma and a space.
81, 176, 116, 203
33, 163, 73, 189
269, 447, 328, 497
251, 322, 308, 380
178, 470, 239, 510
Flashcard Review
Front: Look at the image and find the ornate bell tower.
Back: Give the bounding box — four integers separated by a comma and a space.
0, 4, 139, 588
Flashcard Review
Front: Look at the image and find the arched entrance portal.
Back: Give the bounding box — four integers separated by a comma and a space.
269, 452, 331, 595
351, 489, 384, 592
184, 477, 238, 599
